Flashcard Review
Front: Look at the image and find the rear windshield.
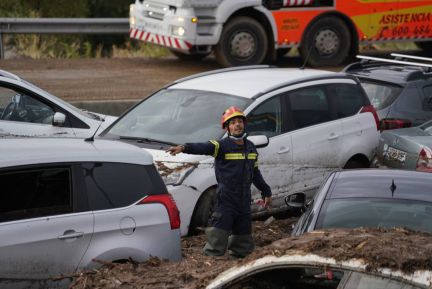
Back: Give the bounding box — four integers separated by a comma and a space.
82, 162, 167, 210
316, 198, 432, 233
359, 80, 403, 110
420, 120, 432, 135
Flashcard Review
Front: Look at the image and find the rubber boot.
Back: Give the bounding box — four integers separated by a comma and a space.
227, 234, 254, 258
202, 227, 229, 256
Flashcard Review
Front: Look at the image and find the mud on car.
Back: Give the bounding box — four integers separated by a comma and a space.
101, 65, 380, 236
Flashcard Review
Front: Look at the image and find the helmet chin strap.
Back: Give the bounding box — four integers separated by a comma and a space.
228, 132, 247, 141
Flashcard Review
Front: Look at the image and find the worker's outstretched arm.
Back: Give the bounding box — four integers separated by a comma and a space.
167, 140, 220, 157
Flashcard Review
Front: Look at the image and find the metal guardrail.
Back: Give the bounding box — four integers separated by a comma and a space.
0, 18, 129, 58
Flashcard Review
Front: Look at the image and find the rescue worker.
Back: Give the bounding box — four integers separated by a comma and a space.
167, 106, 272, 258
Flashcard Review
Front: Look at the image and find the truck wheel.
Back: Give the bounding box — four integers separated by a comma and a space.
188, 188, 216, 236
215, 16, 268, 67
170, 49, 210, 61
300, 17, 350, 67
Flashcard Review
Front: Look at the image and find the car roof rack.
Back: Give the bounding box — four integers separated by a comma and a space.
390, 53, 432, 63
356, 55, 432, 69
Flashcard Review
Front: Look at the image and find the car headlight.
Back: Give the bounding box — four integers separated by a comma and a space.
129, 4, 136, 26
156, 162, 196, 186
172, 25, 186, 36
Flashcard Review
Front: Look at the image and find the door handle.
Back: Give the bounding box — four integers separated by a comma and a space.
328, 133, 339, 140
278, 147, 290, 154
58, 231, 84, 240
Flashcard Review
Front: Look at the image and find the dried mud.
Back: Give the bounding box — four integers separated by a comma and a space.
68, 218, 432, 289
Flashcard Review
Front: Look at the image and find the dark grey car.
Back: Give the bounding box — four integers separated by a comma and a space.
287, 169, 432, 236
344, 55, 432, 130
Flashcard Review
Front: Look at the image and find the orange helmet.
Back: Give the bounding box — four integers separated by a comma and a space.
221, 106, 246, 129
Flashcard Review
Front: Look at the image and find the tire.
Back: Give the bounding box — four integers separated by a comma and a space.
170, 49, 210, 61
215, 16, 268, 67
188, 188, 217, 236
300, 17, 351, 67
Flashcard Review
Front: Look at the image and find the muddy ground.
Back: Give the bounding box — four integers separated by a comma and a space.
66, 220, 432, 289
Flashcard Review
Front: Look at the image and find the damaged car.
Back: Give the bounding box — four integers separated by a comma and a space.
375, 120, 432, 172
101, 65, 380, 236
206, 228, 432, 289
0, 69, 116, 138
287, 169, 432, 236
0, 137, 181, 288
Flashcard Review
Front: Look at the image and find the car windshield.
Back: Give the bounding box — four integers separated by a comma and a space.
419, 120, 432, 135
316, 198, 432, 233
359, 80, 403, 110
105, 89, 251, 144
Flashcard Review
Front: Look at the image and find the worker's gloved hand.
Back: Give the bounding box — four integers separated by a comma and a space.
166, 145, 184, 156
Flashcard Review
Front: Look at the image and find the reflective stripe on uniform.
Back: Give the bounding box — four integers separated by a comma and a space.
225, 153, 258, 160
254, 161, 258, 168
209, 140, 220, 158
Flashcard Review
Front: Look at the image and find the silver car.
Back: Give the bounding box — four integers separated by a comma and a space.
0, 137, 181, 288
376, 120, 432, 172
0, 69, 116, 138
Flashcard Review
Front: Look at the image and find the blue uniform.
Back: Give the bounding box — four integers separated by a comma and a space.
184, 136, 271, 235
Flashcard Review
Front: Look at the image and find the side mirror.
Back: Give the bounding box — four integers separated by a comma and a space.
52, 112, 66, 127
248, 135, 269, 148
285, 193, 306, 208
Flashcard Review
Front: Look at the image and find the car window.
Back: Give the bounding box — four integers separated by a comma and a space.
345, 272, 419, 289
359, 80, 403, 110
288, 86, 331, 129
422, 85, 432, 111
328, 84, 366, 118
247, 96, 284, 138
106, 89, 251, 144
0, 167, 72, 222
0, 87, 55, 124
224, 266, 344, 289
82, 162, 167, 210
315, 198, 432, 233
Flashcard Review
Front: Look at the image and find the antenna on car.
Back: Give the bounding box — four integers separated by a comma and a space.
300, 45, 313, 70
390, 179, 396, 197
85, 116, 105, 142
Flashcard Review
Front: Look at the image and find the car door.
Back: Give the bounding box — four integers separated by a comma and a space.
0, 86, 76, 137
245, 93, 292, 212
0, 165, 93, 280
287, 84, 342, 200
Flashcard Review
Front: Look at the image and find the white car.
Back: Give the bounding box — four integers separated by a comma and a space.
101, 66, 380, 236
0, 69, 116, 138
0, 137, 181, 288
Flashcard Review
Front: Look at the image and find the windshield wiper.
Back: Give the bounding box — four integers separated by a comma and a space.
119, 136, 177, 146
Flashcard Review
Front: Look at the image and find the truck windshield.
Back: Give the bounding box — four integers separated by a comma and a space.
104, 89, 251, 144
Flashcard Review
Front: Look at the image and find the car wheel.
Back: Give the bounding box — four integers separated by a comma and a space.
300, 17, 350, 67
188, 188, 217, 236
170, 49, 211, 61
215, 16, 268, 67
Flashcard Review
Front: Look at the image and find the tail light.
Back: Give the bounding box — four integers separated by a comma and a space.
416, 147, 432, 173
138, 194, 181, 230
380, 118, 411, 131
360, 105, 379, 130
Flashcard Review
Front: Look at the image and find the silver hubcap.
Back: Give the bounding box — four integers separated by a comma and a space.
314, 29, 339, 55
229, 32, 255, 59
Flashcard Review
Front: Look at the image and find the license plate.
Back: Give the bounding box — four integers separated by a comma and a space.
386, 146, 407, 162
